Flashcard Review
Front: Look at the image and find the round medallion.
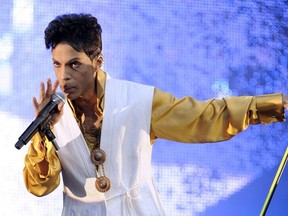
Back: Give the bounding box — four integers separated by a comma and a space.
91, 148, 106, 166
95, 176, 111, 192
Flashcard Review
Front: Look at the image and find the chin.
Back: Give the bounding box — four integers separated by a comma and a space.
66, 93, 79, 101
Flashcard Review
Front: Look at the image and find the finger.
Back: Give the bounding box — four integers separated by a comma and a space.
32, 96, 39, 108
32, 97, 39, 117
51, 80, 59, 94
39, 82, 45, 102
46, 78, 52, 97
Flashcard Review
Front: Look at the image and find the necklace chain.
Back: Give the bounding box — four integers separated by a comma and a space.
74, 106, 111, 192
79, 120, 101, 151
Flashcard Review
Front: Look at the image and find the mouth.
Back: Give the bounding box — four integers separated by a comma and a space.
63, 85, 75, 94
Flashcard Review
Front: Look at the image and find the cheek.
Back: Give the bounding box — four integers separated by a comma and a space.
80, 75, 94, 89
54, 68, 61, 78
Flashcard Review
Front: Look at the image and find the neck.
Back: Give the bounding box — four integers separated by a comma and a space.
74, 73, 98, 112
73, 94, 96, 112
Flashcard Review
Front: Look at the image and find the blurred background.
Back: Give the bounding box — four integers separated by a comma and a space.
1, 0, 288, 215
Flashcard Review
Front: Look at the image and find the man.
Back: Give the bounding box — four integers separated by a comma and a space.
23, 13, 288, 215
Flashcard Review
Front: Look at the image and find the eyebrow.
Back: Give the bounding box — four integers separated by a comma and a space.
52, 57, 81, 63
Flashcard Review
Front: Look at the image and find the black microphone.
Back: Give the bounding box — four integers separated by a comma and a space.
15, 92, 65, 150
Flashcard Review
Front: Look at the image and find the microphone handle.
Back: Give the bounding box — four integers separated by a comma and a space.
15, 101, 58, 150
15, 116, 44, 149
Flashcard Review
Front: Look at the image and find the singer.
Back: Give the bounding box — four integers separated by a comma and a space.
22, 13, 288, 216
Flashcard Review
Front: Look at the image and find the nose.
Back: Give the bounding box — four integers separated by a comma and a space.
60, 66, 71, 80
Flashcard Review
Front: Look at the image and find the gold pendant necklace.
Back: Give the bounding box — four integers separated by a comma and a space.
95, 176, 111, 192
75, 107, 111, 193
91, 148, 111, 192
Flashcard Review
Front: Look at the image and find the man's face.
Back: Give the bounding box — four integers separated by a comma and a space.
52, 43, 100, 100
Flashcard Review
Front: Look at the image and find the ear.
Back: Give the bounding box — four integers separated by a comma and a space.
94, 54, 104, 69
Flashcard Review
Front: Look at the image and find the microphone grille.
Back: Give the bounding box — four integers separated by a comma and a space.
52, 92, 66, 104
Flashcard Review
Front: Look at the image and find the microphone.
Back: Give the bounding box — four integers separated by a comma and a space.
15, 92, 66, 150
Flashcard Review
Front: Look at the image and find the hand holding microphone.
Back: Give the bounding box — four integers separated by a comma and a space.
33, 79, 64, 126
15, 79, 65, 150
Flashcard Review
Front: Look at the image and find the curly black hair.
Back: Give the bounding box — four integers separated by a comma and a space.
44, 13, 102, 60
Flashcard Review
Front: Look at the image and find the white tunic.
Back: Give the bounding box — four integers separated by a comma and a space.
54, 77, 165, 215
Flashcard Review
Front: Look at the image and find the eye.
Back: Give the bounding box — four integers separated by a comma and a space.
70, 61, 81, 69
53, 61, 60, 68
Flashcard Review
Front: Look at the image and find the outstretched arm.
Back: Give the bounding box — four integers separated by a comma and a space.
151, 88, 284, 143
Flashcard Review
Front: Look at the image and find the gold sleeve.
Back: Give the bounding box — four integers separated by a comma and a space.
151, 88, 284, 143
23, 132, 62, 196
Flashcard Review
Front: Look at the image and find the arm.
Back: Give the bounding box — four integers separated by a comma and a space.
23, 133, 61, 196
23, 79, 63, 196
150, 88, 284, 143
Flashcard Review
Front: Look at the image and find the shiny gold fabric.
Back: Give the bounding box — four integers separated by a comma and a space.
23, 69, 285, 196
23, 133, 61, 196
151, 90, 284, 143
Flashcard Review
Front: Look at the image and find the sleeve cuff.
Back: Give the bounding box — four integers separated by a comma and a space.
256, 93, 285, 124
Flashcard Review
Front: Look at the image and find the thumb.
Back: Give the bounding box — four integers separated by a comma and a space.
58, 102, 64, 112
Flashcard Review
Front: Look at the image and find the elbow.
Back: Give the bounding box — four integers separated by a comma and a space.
23, 168, 60, 197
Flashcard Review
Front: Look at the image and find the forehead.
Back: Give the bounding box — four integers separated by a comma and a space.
52, 43, 89, 62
